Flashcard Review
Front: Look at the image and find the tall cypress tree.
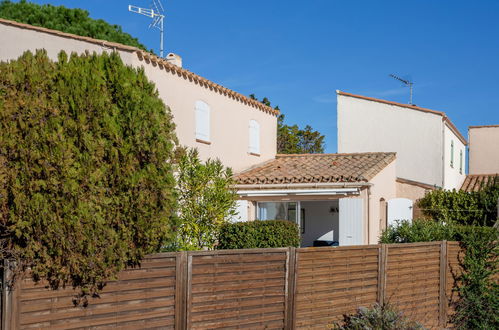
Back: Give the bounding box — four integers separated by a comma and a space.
0, 50, 177, 302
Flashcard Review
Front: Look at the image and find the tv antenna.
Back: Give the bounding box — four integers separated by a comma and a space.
389, 74, 414, 105
129, 0, 166, 57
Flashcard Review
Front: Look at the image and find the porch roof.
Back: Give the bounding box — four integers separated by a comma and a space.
460, 174, 498, 192
234, 152, 396, 185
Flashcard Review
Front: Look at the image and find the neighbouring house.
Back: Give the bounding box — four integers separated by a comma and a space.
233, 152, 397, 246
0, 18, 278, 172
461, 125, 499, 192
337, 91, 467, 200
468, 125, 499, 175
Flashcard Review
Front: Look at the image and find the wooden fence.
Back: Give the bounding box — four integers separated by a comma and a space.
1, 241, 463, 329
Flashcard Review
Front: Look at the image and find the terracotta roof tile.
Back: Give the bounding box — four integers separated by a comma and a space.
0, 18, 278, 117
235, 152, 396, 185
460, 174, 499, 192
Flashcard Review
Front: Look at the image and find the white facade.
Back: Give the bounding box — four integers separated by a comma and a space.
337, 92, 467, 190
443, 125, 467, 190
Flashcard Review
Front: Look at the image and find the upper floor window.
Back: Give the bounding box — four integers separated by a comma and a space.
459, 150, 463, 174
249, 120, 260, 155
450, 140, 454, 168
195, 100, 210, 143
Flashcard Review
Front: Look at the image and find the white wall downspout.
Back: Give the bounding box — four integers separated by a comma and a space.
442, 120, 446, 189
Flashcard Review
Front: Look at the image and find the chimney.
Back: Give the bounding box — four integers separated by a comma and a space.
166, 53, 182, 68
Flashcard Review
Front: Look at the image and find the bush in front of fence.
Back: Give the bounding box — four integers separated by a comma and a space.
333, 303, 423, 330
378, 219, 495, 244
217, 220, 300, 249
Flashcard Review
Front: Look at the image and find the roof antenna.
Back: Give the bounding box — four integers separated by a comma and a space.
128, 0, 166, 57
389, 74, 414, 105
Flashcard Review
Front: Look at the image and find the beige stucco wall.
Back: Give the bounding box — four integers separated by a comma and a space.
0, 22, 277, 172
368, 160, 397, 244
469, 126, 499, 174
338, 94, 444, 187
134, 58, 277, 172
396, 181, 430, 201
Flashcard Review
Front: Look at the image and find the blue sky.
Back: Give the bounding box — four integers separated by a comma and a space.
29, 0, 499, 152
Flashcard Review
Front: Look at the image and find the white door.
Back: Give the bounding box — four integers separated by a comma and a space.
339, 198, 364, 246
387, 198, 413, 227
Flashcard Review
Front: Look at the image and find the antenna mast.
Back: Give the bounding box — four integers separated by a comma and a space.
389, 74, 414, 105
129, 0, 166, 57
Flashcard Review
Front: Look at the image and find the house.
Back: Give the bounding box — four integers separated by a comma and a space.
468, 125, 499, 175
337, 91, 467, 200
0, 18, 278, 172
461, 125, 499, 192
233, 152, 397, 246
0, 19, 407, 246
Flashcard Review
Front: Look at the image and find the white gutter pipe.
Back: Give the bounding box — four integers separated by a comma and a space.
233, 182, 371, 190
237, 188, 360, 197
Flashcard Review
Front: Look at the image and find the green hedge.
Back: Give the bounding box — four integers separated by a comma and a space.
379, 220, 496, 244
217, 220, 300, 249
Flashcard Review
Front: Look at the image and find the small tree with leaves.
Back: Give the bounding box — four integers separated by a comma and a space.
249, 94, 325, 154
171, 149, 238, 250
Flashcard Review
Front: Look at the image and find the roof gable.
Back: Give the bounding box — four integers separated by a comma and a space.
337, 90, 467, 145
0, 18, 278, 116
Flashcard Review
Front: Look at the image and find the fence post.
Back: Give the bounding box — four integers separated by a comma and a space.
377, 244, 388, 305
439, 240, 448, 327
175, 251, 188, 330
285, 247, 297, 330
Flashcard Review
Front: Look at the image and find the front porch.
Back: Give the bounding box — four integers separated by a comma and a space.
233, 152, 398, 246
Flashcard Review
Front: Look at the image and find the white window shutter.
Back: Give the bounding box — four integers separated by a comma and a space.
249, 120, 260, 154
195, 101, 210, 141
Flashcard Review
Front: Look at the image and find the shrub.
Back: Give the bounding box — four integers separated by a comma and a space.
168, 149, 238, 251
217, 220, 300, 249
452, 227, 499, 329
417, 176, 498, 226
333, 303, 423, 329
379, 220, 496, 244
0, 0, 148, 51
0, 50, 177, 302
379, 220, 455, 243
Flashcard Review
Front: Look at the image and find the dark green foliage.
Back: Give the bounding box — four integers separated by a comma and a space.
379, 220, 495, 244
452, 228, 499, 329
168, 149, 237, 251
0, 0, 148, 51
417, 176, 499, 226
0, 50, 177, 301
217, 220, 300, 249
333, 303, 423, 330
249, 94, 325, 154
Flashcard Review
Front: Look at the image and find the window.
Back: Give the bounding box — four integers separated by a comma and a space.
195, 100, 210, 143
459, 150, 463, 174
248, 120, 260, 155
257, 202, 297, 223
450, 140, 454, 168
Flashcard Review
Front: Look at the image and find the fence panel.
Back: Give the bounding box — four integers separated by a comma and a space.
446, 241, 463, 327
294, 245, 380, 329
186, 249, 289, 329
2, 242, 461, 329
385, 242, 442, 329
13, 253, 177, 330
